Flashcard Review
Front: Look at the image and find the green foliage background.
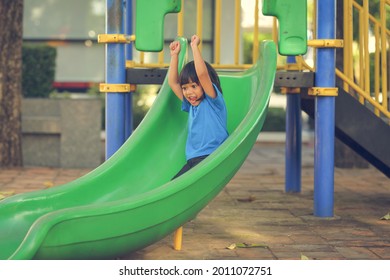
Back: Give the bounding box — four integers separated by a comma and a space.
22, 44, 56, 98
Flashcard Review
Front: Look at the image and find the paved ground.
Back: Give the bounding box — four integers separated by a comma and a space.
0, 142, 389, 260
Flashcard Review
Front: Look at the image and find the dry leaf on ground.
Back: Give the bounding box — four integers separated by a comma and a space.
226, 242, 267, 250
226, 243, 237, 250
0, 191, 15, 201
380, 213, 390, 220
43, 181, 54, 188
301, 254, 310, 260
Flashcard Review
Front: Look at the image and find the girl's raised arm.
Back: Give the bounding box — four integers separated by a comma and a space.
168, 41, 184, 100
190, 35, 216, 99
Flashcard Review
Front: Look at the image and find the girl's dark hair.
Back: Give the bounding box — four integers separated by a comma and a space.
179, 61, 223, 94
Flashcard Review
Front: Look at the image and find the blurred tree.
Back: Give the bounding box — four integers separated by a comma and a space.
0, 0, 23, 166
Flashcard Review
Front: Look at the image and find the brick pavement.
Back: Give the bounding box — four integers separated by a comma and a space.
0, 142, 389, 260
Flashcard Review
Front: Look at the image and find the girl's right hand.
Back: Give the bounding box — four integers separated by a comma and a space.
169, 41, 180, 56
191, 35, 200, 47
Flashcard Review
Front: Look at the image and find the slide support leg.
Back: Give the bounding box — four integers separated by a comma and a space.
173, 226, 183, 251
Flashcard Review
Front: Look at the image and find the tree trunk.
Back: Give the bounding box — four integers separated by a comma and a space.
0, 0, 23, 167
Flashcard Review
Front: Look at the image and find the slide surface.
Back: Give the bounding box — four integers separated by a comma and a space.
0, 39, 276, 260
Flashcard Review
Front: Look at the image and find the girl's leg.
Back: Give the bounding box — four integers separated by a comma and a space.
171, 155, 208, 180
172, 163, 192, 180
187, 155, 208, 167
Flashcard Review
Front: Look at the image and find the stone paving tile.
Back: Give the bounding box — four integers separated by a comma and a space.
269, 244, 343, 260
335, 246, 381, 259
369, 247, 390, 259
0, 142, 389, 260
288, 234, 328, 244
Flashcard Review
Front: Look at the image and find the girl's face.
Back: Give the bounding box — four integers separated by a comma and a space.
181, 80, 204, 106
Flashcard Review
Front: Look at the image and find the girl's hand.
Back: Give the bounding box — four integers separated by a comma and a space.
191, 35, 200, 48
169, 41, 180, 56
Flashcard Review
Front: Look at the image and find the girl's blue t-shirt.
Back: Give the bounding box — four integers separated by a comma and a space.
182, 84, 229, 160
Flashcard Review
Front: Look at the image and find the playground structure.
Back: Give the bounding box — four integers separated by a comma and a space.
0, 0, 389, 259
103, 0, 389, 215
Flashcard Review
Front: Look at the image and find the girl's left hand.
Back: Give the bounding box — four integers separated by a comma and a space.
191, 35, 200, 47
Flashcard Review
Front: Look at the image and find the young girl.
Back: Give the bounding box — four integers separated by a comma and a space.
168, 35, 229, 179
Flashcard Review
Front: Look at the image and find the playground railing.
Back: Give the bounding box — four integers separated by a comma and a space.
277, 0, 389, 119
342, 0, 389, 118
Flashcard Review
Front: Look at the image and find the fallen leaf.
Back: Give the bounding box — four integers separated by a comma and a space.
235, 242, 268, 248
0, 191, 15, 200
301, 254, 310, 260
0, 191, 14, 195
380, 213, 390, 220
226, 242, 267, 250
226, 243, 237, 250
43, 181, 54, 188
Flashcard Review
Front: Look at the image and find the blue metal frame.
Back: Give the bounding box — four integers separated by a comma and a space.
105, 0, 126, 160
314, 0, 336, 217
125, 0, 134, 140
285, 56, 302, 193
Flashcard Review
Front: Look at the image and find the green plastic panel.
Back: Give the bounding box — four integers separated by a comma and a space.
0, 39, 277, 260
262, 0, 307, 55
135, 0, 181, 52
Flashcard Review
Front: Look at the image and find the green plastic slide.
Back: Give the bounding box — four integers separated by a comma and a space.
262, 0, 307, 55
135, 0, 181, 52
0, 39, 276, 260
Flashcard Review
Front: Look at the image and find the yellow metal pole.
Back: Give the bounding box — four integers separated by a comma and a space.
363, 0, 370, 103
374, 24, 380, 116
211, 63, 250, 70
358, 9, 365, 104
313, 0, 317, 71
173, 226, 183, 251
343, 0, 353, 92
215, 0, 221, 65
380, 0, 388, 111
252, 0, 259, 63
140, 52, 145, 65
313, 0, 317, 39
131, 62, 169, 68
158, 50, 164, 65
177, 0, 184, 36
272, 17, 278, 49
347, 0, 354, 90
234, 0, 240, 65
197, 0, 203, 52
